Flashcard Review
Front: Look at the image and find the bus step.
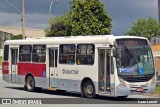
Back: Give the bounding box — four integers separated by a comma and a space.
48, 87, 58, 91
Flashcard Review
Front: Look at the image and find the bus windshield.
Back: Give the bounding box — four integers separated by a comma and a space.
116, 46, 154, 75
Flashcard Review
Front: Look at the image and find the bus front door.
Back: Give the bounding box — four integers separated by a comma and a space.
11, 48, 18, 83
49, 48, 58, 87
98, 48, 111, 93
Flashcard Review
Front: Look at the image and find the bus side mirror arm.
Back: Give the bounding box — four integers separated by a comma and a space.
109, 44, 116, 57
113, 48, 116, 57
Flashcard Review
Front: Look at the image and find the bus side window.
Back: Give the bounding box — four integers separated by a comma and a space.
19, 45, 32, 62
76, 44, 95, 65
59, 44, 75, 65
3, 45, 9, 61
32, 45, 46, 63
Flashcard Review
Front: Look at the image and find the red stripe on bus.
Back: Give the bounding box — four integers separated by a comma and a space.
2, 62, 9, 74
18, 63, 46, 77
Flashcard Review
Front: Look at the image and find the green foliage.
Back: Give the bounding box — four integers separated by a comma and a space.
70, 0, 112, 36
13, 34, 23, 40
155, 85, 160, 94
45, 12, 72, 37
126, 17, 160, 40
45, 0, 112, 37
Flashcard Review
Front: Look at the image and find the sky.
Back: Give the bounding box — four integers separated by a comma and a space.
0, 0, 158, 35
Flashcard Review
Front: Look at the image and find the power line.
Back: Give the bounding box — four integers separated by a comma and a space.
4, 0, 22, 14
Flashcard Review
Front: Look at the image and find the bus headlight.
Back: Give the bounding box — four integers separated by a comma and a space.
118, 77, 127, 87
151, 76, 155, 85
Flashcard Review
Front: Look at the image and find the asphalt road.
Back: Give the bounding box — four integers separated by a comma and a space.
0, 67, 160, 107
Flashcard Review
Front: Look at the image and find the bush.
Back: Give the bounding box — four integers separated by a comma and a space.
155, 85, 160, 94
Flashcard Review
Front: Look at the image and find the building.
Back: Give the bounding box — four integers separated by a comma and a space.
0, 26, 45, 38
0, 31, 13, 56
0, 31, 13, 48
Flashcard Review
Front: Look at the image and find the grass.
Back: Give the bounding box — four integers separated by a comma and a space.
155, 85, 160, 95
0, 56, 2, 66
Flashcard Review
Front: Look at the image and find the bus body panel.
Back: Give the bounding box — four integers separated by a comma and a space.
2, 62, 11, 83
17, 63, 46, 77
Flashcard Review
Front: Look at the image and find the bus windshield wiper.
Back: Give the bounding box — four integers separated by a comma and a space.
124, 46, 134, 58
124, 46, 138, 66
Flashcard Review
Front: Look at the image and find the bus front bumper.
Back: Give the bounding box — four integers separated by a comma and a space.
115, 84, 156, 96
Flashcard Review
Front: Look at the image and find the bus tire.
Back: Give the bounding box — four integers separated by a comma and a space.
83, 80, 96, 98
24, 85, 27, 91
117, 96, 128, 99
25, 76, 35, 92
35, 87, 42, 92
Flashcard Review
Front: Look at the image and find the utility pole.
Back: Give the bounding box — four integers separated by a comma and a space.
22, 0, 26, 39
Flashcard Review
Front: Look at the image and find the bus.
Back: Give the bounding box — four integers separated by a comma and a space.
2, 35, 156, 98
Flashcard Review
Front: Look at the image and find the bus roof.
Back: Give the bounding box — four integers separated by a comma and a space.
4, 35, 148, 45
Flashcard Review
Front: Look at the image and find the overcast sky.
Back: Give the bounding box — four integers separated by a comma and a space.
0, 0, 158, 35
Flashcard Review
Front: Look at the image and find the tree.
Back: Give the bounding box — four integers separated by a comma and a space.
126, 17, 160, 41
45, 12, 72, 37
70, 0, 112, 36
13, 34, 23, 39
45, 0, 112, 37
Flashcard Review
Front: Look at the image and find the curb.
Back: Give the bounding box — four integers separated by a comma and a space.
144, 94, 160, 98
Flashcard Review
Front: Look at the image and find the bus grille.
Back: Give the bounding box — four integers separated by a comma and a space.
126, 77, 149, 82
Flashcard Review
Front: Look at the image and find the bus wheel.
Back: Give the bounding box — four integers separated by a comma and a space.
24, 85, 27, 91
83, 80, 96, 98
25, 76, 35, 92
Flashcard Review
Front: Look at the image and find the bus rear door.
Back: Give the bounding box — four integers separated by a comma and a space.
49, 48, 58, 87
11, 48, 18, 83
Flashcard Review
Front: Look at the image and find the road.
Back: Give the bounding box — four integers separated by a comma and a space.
0, 67, 159, 107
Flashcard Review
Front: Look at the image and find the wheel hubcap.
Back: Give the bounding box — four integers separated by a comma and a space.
86, 85, 93, 95
27, 79, 33, 90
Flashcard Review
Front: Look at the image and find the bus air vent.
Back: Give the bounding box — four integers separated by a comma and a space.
126, 77, 149, 82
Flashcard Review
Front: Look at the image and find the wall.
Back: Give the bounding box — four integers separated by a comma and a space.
151, 44, 160, 75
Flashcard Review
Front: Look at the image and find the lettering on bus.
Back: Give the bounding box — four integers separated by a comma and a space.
116, 39, 148, 46
3, 65, 8, 71
62, 69, 79, 75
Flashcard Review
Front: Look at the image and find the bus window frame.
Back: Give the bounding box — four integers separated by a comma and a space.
3, 45, 9, 61
76, 44, 95, 65
32, 44, 46, 63
59, 44, 76, 65
19, 45, 32, 62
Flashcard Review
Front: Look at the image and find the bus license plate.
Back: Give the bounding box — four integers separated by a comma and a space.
136, 88, 143, 92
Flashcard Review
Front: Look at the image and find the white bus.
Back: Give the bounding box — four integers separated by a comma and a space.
2, 35, 156, 98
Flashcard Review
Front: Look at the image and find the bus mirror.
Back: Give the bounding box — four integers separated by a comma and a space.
113, 48, 116, 57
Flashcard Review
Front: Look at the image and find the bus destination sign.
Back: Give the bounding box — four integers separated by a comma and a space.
116, 39, 148, 46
